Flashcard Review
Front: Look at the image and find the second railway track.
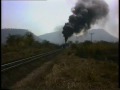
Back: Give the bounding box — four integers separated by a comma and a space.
1, 48, 63, 72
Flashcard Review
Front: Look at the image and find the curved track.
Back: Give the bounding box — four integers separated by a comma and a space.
1, 48, 63, 72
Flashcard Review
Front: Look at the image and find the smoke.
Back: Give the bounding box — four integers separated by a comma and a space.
62, 0, 109, 42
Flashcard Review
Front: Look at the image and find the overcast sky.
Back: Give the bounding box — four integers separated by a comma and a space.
2, 0, 118, 38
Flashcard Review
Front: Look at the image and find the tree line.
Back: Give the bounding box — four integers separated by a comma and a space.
3, 32, 59, 50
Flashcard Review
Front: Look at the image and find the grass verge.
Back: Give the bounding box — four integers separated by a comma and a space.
10, 49, 119, 90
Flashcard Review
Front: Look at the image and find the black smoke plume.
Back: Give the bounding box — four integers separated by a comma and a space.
62, 0, 109, 42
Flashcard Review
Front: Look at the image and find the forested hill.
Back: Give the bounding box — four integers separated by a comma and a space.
1, 28, 42, 44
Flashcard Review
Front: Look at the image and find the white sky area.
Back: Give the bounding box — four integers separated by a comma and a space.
2, 0, 119, 38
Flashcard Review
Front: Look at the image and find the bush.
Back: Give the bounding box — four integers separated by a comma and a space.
74, 42, 118, 61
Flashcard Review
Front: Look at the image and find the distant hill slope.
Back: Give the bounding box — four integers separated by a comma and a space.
69, 29, 118, 43
1, 28, 42, 44
39, 29, 118, 44
39, 31, 65, 45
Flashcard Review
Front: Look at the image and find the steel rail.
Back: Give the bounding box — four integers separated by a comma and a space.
1, 48, 62, 72
2, 49, 61, 67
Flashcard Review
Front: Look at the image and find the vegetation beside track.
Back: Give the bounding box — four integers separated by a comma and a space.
1, 32, 59, 64
12, 45, 118, 90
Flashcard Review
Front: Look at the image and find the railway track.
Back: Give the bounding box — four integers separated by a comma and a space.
1, 48, 63, 72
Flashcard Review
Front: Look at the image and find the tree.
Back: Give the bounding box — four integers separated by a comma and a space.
42, 40, 50, 45
6, 34, 24, 47
24, 32, 34, 46
6, 34, 17, 46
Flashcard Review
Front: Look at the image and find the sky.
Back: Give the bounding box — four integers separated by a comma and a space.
2, 0, 119, 38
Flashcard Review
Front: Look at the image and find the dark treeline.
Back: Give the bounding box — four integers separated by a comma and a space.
2, 32, 59, 53
66, 40, 118, 62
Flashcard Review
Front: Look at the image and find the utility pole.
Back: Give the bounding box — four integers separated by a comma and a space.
90, 33, 94, 42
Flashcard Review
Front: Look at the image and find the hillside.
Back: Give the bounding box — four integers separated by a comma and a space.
69, 29, 118, 43
39, 31, 65, 45
39, 29, 118, 44
1, 28, 42, 44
